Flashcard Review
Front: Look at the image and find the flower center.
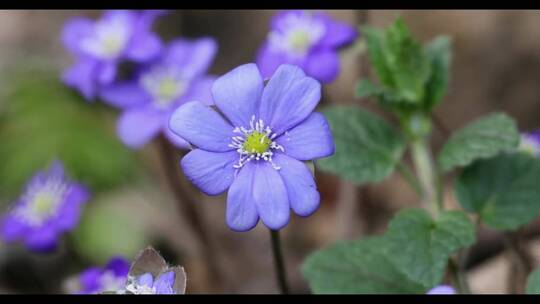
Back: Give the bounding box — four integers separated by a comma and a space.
243, 131, 272, 154
519, 135, 540, 156
229, 116, 284, 170
14, 179, 67, 226
268, 11, 326, 57
80, 15, 131, 59
141, 66, 187, 109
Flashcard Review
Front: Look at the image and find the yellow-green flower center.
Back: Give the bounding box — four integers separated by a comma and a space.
243, 131, 271, 154
289, 30, 312, 53
31, 192, 57, 216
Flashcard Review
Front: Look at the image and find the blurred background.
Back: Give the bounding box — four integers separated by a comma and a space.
0, 10, 540, 294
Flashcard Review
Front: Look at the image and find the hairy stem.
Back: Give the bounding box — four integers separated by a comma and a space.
410, 138, 440, 216
157, 135, 223, 290
270, 229, 290, 294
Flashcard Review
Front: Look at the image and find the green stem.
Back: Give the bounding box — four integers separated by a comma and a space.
270, 230, 290, 294
410, 138, 439, 216
396, 162, 424, 197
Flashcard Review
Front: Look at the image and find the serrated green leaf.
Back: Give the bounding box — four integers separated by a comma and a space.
438, 113, 519, 172
424, 36, 451, 110
526, 268, 540, 294
363, 26, 395, 88
455, 152, 540, 230
302, 237, 425, 294
0, 68, 140, 197
384, 208, 475, 288
317, 106, 405, 185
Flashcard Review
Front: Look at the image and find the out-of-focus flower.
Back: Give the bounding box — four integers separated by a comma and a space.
62, 10, 166, 100
169, 63, 334, 231
427, 285, 456, 294
256, 10, 357, 84
118, 247, 186, 295
518, 130, 540, 157
66, 257, 130, 294
0, 161, 89, 252
100, 38, 217, 149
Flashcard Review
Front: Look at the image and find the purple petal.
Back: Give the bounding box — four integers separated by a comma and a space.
256, 42, 287, 80
24, 225, 58, 252
99, 82, 150, 109
317, 13, 358, 48
138, 273, 154, 287
276, 112, 334, 160
126, 32, 162, 62
79, 267, 102, 294
181, 149, 237, 196
253, 162, 290, 230
182, 76, 216, 106
0, 216, 28, 242
105, 257, 130, 277
54, 183, 89, 231
117, 106, 165, 149
304, 49, 340, 84
62, 58, 99, 100
260, 65, 321, 135
96, 61, 117, 84
163, 122, 191, 149
61, 17, 94, 55
427, 285, 456, 295
169, 101, 234, 152
154, 271, 175, 294
165, 38, 217, 79
212, 63, 263, 128
226, 162, 259, 232
273, 153, 320, 217
259, 64, 306, 124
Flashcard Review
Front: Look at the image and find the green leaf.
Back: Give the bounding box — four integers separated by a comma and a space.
363, 26, 395, 88
384, 18, 431, 103
317, 106, 406, 185
455, 152, 540, 230
526, 268, 540, 294
438, 113, 520, 172
0, 68, 140, 197
384, 208, 475, 288
302, 237, 425, 294
423, 36, 451, 110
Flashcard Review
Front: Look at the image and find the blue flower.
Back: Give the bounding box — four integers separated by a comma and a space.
122, 271, 177, 294
256, 10, 357, 84
427, 285, 456, 294
61, 10, 166, 100
0, 161, 89, 252
518, 130, 540, 157
99, 37, 217, 149
74, 257, 130, 294
169, 63, 334, 231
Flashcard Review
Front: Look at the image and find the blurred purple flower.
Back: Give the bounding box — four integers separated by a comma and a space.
99, 37, 217, 149
121, 271, 177, 294
169, 63, 334, 231
61, 10, 166, 100
518, 130, 540, 157
256, 10, 357, 84
76, 257, 130, 294
0, 161, 89, 252
427, 285, 456, 294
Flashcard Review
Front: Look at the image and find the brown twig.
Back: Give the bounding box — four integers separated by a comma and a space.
156, 135, 223, 291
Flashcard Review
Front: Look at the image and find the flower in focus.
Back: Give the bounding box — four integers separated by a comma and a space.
518, 130, 540, 157
66, 257, 130, 294
0, 161, 89, 252
427, 285, 456, 295
256, 10, 357, 84
100, 37, 217, 149
61, 10, 166, 100
169, 63, 334, 231
118, 247, 186, 295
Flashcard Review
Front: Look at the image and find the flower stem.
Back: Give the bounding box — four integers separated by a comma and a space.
157, 135, 223, 290
410, 137, 440, 216
270, 229, 290, 294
